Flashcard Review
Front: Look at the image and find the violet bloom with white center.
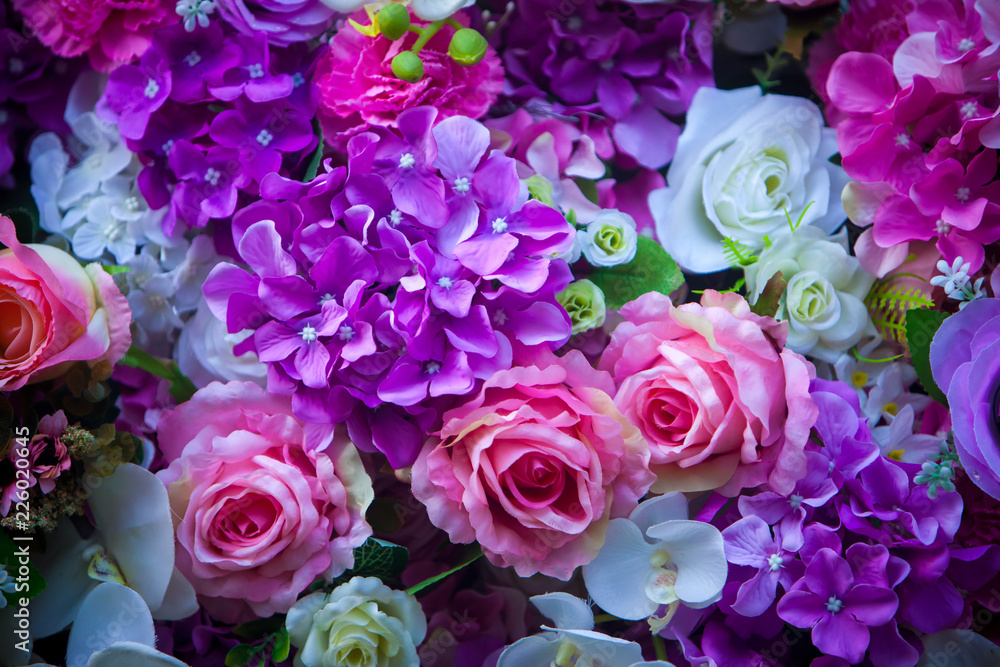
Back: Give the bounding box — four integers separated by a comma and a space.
432, 114, 491, 253
99, 50, 172, 142
399, 241, 478, 319
207, 33, 293, 103
167, 140, 250, 228
777, 547, 898, 664
209, 98, 313, 182
723, 515, 805, 618
378, 348, 475, 407
736, 451, 838, 551
152, 22, 243, 104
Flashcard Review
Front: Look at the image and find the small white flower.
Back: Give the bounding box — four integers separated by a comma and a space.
491, 216, 508, 233
176, 0, 216, 31
580, 209, 638, 268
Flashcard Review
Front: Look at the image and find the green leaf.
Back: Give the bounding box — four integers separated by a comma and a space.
0, 531, 45, 605
225, 645, 257, 667
233, 615, 286, 640
272, 627, 291, 662
588, 236, 684, 310
303, 120, 325, 182
905, 308, 949, 407
750, 271, 786, 319
405, 546, 482, 596
346, 538, 409, 582
525, 175, 555, 208
120, 345, 197, 404
102, 265, 131, 275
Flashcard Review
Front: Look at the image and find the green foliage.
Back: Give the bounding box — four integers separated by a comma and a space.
752, 45, 790, 91
302, 119, 325, 182
721, 237, 759, 267
588, 236, 685, 310
865, 283, 934, 345
905, 308, 949, 407
120, 345, 197, 404
405, 546, 482, 596
750, 271, 786, 319
325, 538, 410, 591
525, 175, 555, 208
226, 627, 292, 666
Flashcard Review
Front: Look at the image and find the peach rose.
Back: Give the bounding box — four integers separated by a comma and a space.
0, 216, 131, 390
600, 290, 817, 497
411, 349, 654, 580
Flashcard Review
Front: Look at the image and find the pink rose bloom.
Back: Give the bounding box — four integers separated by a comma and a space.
600, 291, 817, 497
315, 9, 504, 151
411, 348, 654, 580
156, 381, 375, 623
11, 0, 175, 72
0, 216, 131, 391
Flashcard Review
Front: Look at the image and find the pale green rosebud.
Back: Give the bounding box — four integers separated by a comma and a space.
580, 209, 638, 268
448, 28, 488, 66
557, 279, 607, 335
391, 51, 424, 82
378, 3, 411, 41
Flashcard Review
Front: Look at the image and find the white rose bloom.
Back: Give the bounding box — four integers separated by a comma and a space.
318, 0, 475, 21
580, 209, 639, 268
650, 86, 849, 273
286, 577, 426, 667
175, 298, 267, 387
745, 226, 875, 363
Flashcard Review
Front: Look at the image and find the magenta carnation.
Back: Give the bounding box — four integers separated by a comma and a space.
314, 10, 503, 151
11, 0, 176, 71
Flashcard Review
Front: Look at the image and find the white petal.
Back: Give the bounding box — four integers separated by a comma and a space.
90, 464, 175, 613
918, 630, 1000, 666
645, 521, 728, 606
411, 0, 473, 21
497, 635, 558, 667
151, 567, 198, 620
582, 519, 659, 621
27, 520, 95, 638
629, 493, 689, 533
286, 592, 328, 648
88, 641, 188, 667
554, 629, 646, 667
66, 583, 155, 667
530, 593, 594, 631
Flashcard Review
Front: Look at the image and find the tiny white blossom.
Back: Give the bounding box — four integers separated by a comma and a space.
176, 0, 216, 31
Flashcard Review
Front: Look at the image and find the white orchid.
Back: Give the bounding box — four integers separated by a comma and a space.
582, 493, 727, 630
497, 593, 675, 667
318, 0, 475, 22
28, 464, 197, 640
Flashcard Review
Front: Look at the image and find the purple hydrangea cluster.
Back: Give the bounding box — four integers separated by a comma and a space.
0, 2, 84, 186
662, 378, 1000, 667
501, 0, 714, 170
203, 106, 575, 467
95, 20, 319, 237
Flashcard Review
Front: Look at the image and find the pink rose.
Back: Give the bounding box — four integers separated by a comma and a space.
315, 9, 504, 151
11, 0, 175, 71
0, 216, 131, 391
600, 291, 817, 497
411, 349, 653, 580
156, 381, 374, 623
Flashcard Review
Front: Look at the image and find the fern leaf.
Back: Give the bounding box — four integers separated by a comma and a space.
721, 237, 758, 267
865, 282, 934, 345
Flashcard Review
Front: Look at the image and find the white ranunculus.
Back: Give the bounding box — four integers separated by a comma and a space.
175, 298, 267, 387
650, 86, 849, 273
286, 577, 426, 667
580, 209, 638, 268
745, 226, 875, 363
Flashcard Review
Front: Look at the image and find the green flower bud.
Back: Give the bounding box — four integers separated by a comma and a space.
391, 51, 424, 83
448, 28, 488, 66
557, 279, 607, 335
378, 3, 411, 41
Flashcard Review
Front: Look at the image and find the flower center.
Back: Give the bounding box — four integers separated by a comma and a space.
256, 129, 274, 146
883, 402, 899, 416
825, 596, 843, 613
768, 553, 784, 572
292, 72, 305, 88
389, 209, 403, 226
300, 325, 318, 342
319, 293, 335, 305
184, 51, 202, 67
162, 139, 175, 154
425, 361, 442, 375
851, 371, 868, 387
248, 63, 265, 79
894, 132, 911, 148
399, 153, 416, 169
204, 168, 221, 185
959, 37, 976, 52
453, 177, 470, 194
437, 276, 453, 290
955, 187, 971, 202
103, 222, 123, 241
492, 309, 508, 326
935, 219, 950, 235
125, 196, 141, 211
8, 58, 23, 74
961, 100, 979, 119
789, 494, 804, 510
491, 217, 508, 234
338, 324, 355, 342
644, 556, 680, 606
82, 545, 127, 585
143, 79, 160, 99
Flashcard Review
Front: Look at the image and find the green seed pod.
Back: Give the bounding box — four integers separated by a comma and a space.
378, 3, 411, 41
448, 28, 488, 66
391, 51, 425, 82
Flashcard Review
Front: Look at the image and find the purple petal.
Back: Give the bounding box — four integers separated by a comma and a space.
238, 220, 297, 278
811, 613, 870, 665
842, 585, 898, 626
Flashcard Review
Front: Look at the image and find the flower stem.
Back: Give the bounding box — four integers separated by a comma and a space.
411, 20, 444, 54
653, 634, 668, 661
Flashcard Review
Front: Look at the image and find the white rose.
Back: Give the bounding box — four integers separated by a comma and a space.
650, 86, 849, 273
175, 298, 267, 387
286, 577, 427, 667
745, 226, 875, 363
581, 209, 638, 268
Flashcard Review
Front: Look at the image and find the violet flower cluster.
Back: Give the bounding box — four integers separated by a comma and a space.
501, 0, 714, 170
95, 19, 319, 237
663, 378, 1000, 667
203, 106, 575, 467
